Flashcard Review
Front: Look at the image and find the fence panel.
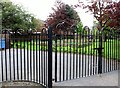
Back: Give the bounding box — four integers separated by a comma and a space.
0, 29, 50, 87
0, 28, 119, 87
53, 29, 119, 82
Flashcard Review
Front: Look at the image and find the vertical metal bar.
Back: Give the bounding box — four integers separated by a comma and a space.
116, 34, 119, 70
76, 32, 78, 78
66, 31, 68, 80
114, 34, 116, 70
72, 33, 75, 79
92, 30, 95, 75
42, 34, 44, 84
36, 33, 38, 82
33, 35, 35, 81
98, 32, 102, 74
5, 32, 7, 81
112, 33, 114, 71
92, 32, 95, 75
63, 34, 65, 81
116, 34, 118, 70
110, 33, 112, 71
70, 32, 72, 80
39, 33, 41, 83
8, 32, 11, 80
41, 34, 43, 84
30, 34, 32, 81
92, 33, 95, 75
113, 35, 115, 70
114, 33, 116, 70
83, 31, 86, 77
115, 34, 117, 70
24, 36, 26, 80
94, 31, 99, 74
55, 35, 57, 82
79, 33, 81, 78
48, 27, 52, 88
117, 34, 120, 70
103, 32, 105, 73
105, 32, 107, 73
20, 36, 23, 80
108, 33, 110, 72
1, 32, 4, 81
113, 32, 116, 70
59, 30, 61, 81
87, 30, 90, 76
91, 36, 95, 75
27, 34, 29, 81
84, 33, 88, 77
109, 32, 112, 71
16, 34, 19, 80
94, 32, 97, 74
92, 31, 94, 74
111, 33, 113, 71
82, 31, 84, 77
13, 34, 15, 80
46, 33, 48, 85
44, 33, 46, 85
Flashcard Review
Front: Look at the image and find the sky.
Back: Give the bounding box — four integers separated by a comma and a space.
11, 0, 94, 28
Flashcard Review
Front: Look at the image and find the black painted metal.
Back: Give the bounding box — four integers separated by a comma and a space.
48, 27, 52, 88
54, 28, 119, 82
0, 29, 50, 88
0, 28, 119, 88
55, 35, 57, 82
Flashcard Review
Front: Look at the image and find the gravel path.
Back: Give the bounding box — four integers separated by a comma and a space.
0, 81, 44, 88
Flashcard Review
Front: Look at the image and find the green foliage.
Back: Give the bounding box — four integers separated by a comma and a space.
0, 3, 2, 29
32, 18, 44, 32
1, 1, 37, 31
92, 27, 98, 37
76, 22, 83, 34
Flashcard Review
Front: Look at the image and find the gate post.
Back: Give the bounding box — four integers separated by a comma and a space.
98, 34, 103, 74
94, 32, 103, 74
48, 26, 52, 88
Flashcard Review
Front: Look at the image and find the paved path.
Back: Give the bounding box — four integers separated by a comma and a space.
0, 70, 119, 87
53, 70, 118, 86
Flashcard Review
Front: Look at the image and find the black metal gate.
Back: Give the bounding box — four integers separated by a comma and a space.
0, 27, 119, 88
53, 28, 119, 82
0, 29, 52, 88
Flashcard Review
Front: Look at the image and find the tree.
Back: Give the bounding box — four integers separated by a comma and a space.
1, 1, 37, 32
104, 1, 120, 30
76, 21, 83, 34
76, 0, 120, 30
32, 18, 45, 32
46, 1, 81, 34
0, 2, 2, 30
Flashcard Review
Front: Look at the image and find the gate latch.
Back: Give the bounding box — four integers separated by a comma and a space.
94, 47, 104, 54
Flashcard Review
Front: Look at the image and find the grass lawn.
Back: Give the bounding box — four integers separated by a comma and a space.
12, 39, 120, 60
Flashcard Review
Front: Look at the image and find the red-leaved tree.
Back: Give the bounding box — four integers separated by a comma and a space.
46, 1, 80, 34
76, 0, 120, 30
105, 1, 120, 30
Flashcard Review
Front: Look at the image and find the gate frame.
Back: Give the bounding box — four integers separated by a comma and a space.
48, 27, 53, 88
